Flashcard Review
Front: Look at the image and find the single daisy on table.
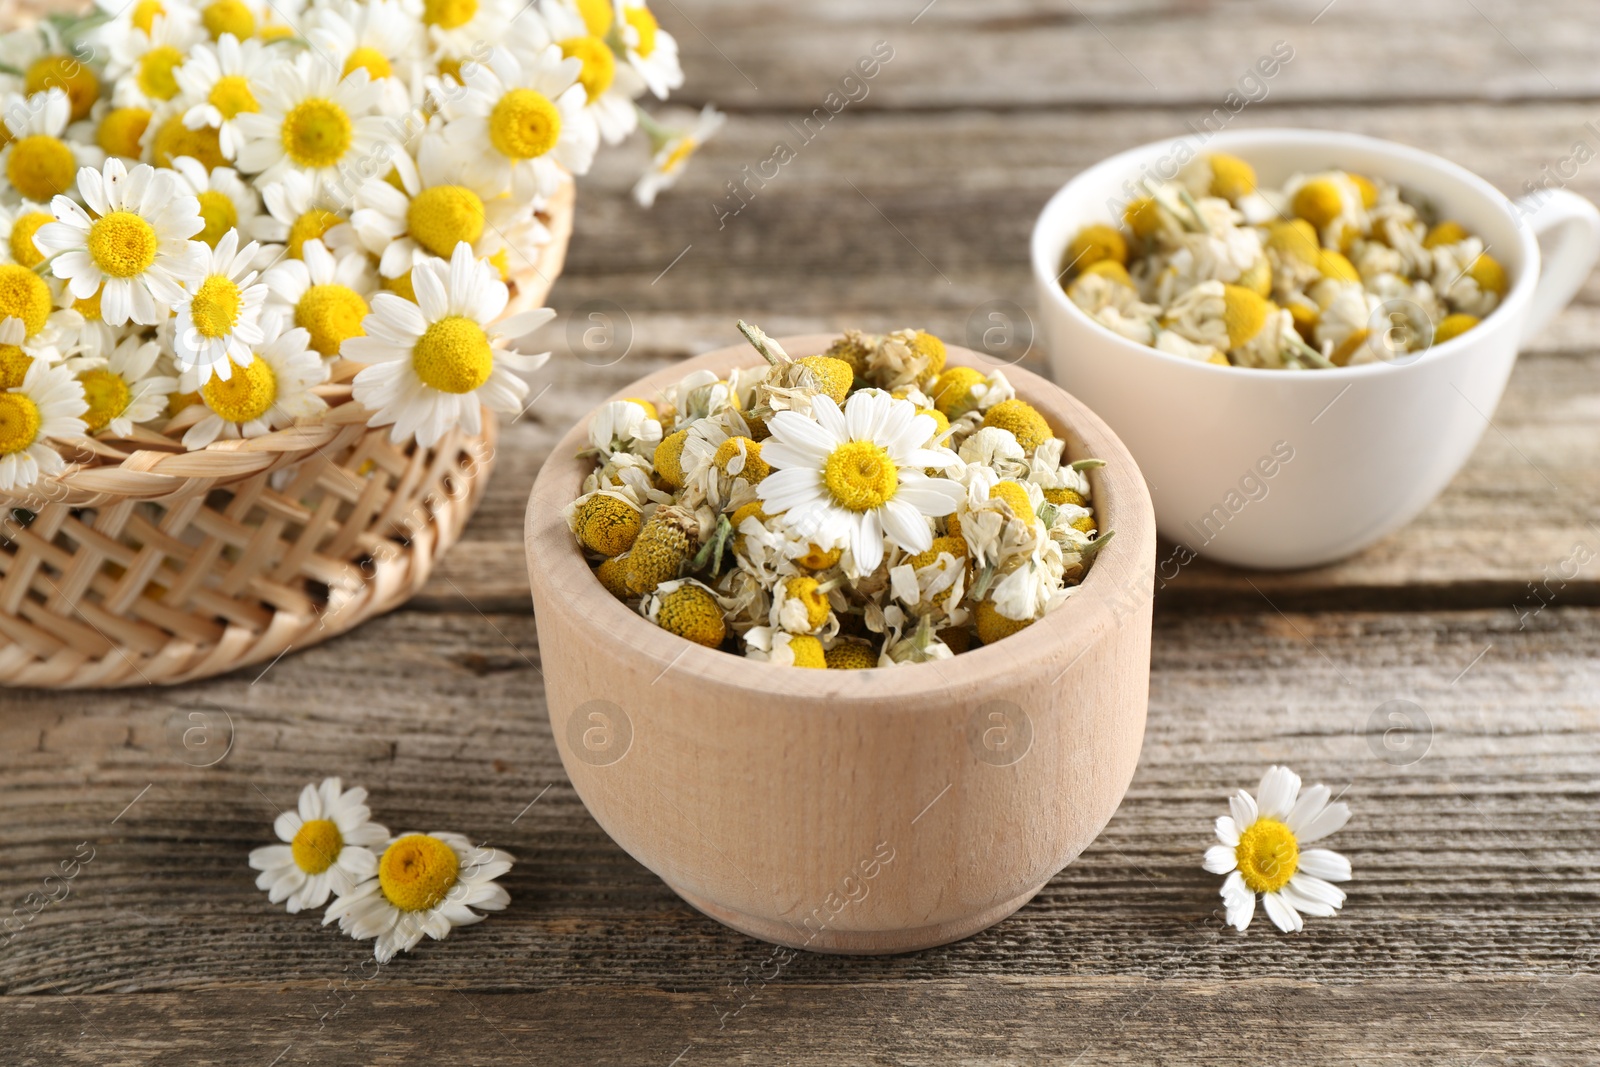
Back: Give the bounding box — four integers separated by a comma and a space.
0, 359, 88, 492
70, 335, 176, 437
33, 157, 208, 328
172, 228, 270, 380
436, 44, 598, 200
178, 316, 328, 448
633, 104, 723, 208
344, 242, 553, 448
172, 32, 273, 162
169, 157, 265, 253
618, 2, 683, 99
262, 237, 376, 360
0, 88, 105, 204
230, 52, 398, 185
251, 170, 359, 259
323, 830, 514, 963
540, 0, 647, 145
1204, 765, 1353, 933
758, 390, 964, 577
248, 777, 390, 914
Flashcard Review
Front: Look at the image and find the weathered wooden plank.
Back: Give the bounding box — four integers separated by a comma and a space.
4, 979, 1598, 1066
1, 606, 1595, 995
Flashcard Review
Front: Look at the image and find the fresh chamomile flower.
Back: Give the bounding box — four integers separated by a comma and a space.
418, 0, 521, 67
70, 334, 175, 436
618, 2, 683, 99
1, 21, 102, 124
0, 358, 87, 492
231, 51, 399, 185
169, 156, 264, 251
104, 13, 205, 110
633, 104, 723, 208
437, 44, 599, 200
758, 390, 965, 577
0, 316, 63, 390
323, 831, 514, 964
0, 198, 57, 270
262, 236, 376, 359
179, 316, 328, 447
346, 242, 553, 446
247, 777, 390, 914
1, 89, 106, 203
33, 157, 208, 328
306, 0, 428, 114
1204, 765, 1353, 934
349, 133, 537, 280
93, 0, 202, 43
251, 170, 358, 258
172, 32, 274, 162
172, 228, 270, 379
540, 0, 646, 145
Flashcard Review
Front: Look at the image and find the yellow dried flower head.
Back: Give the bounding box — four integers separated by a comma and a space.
1081, 259, 1134, 288
575, 493, 641, 557
787, 634, 826, 668
930, 366, 985, 419
1043, 486, 1086, 507
1349, 173, 1378, 209
795, 354, 853, 403
653, 428, 689, 489
596, 556, 630, 598
1433, 313, 1479, 345
939, 626, 971, 654
988, 481, 1035, 525
1124, 197, 1161, 238
1422, 220, 1468, 250
657, 584, 726, 648
824, 333, 871, 377
1208, 153, 1256, 201
910, 330, 947, 378
975, 599, 1032, 645
795, 542, 842, 570
1288, 302, 1319, 338
1291, 179, 1344, 229
825, 642, 877, 669
1221, 284, 1276, 349
1330, 328, 1370, 366
1317, 250, 1360, 284
1265, 219, 1320, 265
624, 510, 695, 595
714, 435, 770, 482
1467, 253, 1508, 296
917, 406, 950, 442
981, 398, 1050, 452
783, 575, 832, 631
624, 397, 657, 420
1064, 224, 1127, 275
905, 534, 968, 607
1070, 511, 1097, 534
1236, 256, 1272, 297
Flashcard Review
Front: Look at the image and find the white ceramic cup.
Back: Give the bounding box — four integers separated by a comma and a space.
1032, 128, 1600, 569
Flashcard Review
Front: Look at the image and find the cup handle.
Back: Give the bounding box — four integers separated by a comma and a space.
1512, 187, 1600, 345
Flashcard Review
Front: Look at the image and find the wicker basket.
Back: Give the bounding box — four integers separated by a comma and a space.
0, 179, 574, 689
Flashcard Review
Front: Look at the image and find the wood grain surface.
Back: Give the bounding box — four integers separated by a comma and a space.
4, 0, 1599, 1063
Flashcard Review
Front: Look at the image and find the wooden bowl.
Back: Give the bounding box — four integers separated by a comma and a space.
525, 337, 1156, 954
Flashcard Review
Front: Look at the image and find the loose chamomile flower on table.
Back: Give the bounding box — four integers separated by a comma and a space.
618, 2, 683, 99
231, 52, 398, 185
172, 228, 270, 380
262, 237, 377, 360
1204, 765, 1353, 933
71, 335, 176, 436
172, 32, 274, 162
345, 242, 554, 447
248, 777, 390, 914
633, 104, 724, 208
34, 157, 208, 329
0, 88, 106, 204
0, 359, 88, 492
179, 317, 329, 447
324, 831, 514, 964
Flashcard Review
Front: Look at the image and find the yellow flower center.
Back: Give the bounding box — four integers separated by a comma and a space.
201, 354, 277, 423
823, 439, 897, 513
194, 190, 238, 248
290, 818, 343, 874
258, 23, 297, 43
190, 275, 243, 338
8, 211, 53, 270
407, 185, 485, 259
1234, 817, 1299, 894
25, 55, 100, 123
202, 0, 257, 40
1291, 178, 1344, 230
137, 44, 185, 101
625, 6, 659, 57
0, 345, 33, 390
488, 246, 510, 280
295, 283, 368, 357
577, 0, 613, 36
488, 88, 561, 161
0, 265, 53, 336
73, 286, 104, 322
97, 106, 152, 159
131, 0, 165, 34
87, 211, 160, 279
656, 583, 726, 647
435, 57, 463, 84
378, 834, 460, 912
1221, 284, 1274, 349
152, 114, 225, 169
422, 0, 477, 29
661, 137, 697, 174
560, 36, 616, 102
0, 393, 42, 455
208, 74, 259, 120
413, 315, 493, 393
286, 209, 342, 259
78, 368, 131, 433
281, 98, 352, 168
343, 46, 393, 81
6, 135, 76, 202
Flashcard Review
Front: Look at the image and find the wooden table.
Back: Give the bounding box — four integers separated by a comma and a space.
4, 1, 1598, 1063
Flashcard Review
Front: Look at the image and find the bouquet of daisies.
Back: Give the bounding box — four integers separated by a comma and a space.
0, 0, 719, 495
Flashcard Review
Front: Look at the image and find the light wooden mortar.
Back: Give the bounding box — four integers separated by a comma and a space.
525, 338, 1156, 954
